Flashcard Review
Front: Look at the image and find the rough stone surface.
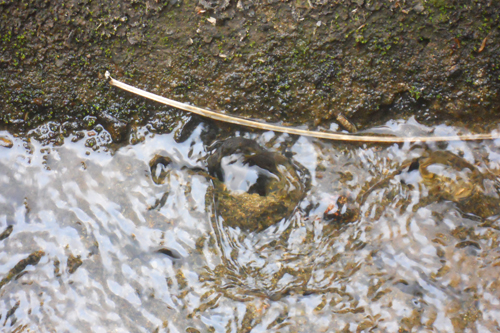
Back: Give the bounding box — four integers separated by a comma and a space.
0, 0, 499, 141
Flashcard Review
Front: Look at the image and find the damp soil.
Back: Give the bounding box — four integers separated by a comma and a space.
1, 0, 500, 142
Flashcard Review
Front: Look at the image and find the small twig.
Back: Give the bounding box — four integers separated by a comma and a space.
105, 72, 500, 143
356, 24, 366, 31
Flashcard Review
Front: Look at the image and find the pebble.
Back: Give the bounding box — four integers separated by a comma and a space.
0, 137, 13, 148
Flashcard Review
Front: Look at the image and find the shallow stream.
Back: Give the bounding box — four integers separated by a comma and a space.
1, 116, 500, 332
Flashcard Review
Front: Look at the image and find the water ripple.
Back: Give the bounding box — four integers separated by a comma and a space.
0, 120, 499, 332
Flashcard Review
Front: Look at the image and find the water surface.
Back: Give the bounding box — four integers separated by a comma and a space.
1, 117, 500, 332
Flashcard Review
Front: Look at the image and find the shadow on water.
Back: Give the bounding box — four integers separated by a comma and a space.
1, 116, 500, 332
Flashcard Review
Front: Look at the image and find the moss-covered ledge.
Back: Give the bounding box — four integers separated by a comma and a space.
1, 0, 499, 141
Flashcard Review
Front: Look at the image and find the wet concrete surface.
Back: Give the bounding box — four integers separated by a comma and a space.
1, 0, 499, 140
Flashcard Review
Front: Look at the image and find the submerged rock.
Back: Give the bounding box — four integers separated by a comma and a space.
207, 138, 307, 231
418, 151, 481, 202
417, 151, 500, 218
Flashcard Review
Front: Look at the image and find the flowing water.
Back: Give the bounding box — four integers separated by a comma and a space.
1, 116, 500, 332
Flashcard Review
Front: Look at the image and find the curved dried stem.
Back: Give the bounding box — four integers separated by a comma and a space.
106, 71, 499, 143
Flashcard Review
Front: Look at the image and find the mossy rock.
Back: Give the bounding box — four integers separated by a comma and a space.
207, 138, 307, 231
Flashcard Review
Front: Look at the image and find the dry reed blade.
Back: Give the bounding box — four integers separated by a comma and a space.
105, 71, 499, 143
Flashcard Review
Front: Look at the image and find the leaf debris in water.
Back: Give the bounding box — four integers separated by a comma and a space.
0, 251, 45, 290
0, 137, 13, 148
67, 254, 83, 274
0, 225, 13, 241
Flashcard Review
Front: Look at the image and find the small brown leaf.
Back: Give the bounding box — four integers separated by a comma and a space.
478, 37, 487, 53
